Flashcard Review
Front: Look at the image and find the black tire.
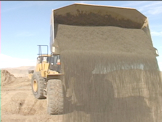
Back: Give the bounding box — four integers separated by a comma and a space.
31, 72, 46, 99
47, 79, 64, 115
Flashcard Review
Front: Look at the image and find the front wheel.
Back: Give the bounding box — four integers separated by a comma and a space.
47, 79, 64, 115
31, 72, 46, 99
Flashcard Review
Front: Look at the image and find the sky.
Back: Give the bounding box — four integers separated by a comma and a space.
0, 1, 162, 70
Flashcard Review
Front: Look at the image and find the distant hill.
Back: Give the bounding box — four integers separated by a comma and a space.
1, 66, 35, 77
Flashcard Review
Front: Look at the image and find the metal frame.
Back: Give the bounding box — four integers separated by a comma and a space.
37, 45, 48, 56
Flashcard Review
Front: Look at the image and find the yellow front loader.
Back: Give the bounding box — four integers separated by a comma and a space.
28, 45, 63, 114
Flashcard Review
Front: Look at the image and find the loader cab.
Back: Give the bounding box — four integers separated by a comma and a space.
37, 45, 50, 62
36, 45, 61, 73
49, 54, 61, 73
37, 55, 50, 63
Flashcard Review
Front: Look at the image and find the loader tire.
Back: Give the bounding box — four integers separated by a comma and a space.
47, 79, 64, 115
31, 72, 46, 99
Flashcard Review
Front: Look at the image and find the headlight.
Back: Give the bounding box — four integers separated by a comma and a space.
154, 48, 159, 56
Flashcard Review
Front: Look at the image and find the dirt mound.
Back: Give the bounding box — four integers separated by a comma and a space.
1, 70, 16, 86
1, 74, 63, 122
3, 66, 35, 77
1, 69, 47, 117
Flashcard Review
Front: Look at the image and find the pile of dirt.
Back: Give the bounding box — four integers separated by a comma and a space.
55, 24, 162, 122
1, 70, 62, 122
3, 66, 35, 77
1, 70, 16, 86
1, 70, 47, 116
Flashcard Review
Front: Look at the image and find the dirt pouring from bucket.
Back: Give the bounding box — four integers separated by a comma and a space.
55, 24, 162, 122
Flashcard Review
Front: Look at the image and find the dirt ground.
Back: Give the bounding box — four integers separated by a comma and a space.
1, 68, 63, 122
1, 67, 162, 122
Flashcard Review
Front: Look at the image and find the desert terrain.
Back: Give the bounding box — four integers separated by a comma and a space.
1, 66, 162, 122
1, 66, 63, 122
1, 66, 35, 77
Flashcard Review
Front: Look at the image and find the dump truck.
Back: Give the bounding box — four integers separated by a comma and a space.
28, 3, 160, 116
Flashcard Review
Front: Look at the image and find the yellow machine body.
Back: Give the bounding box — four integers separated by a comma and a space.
28, 55, 60, 79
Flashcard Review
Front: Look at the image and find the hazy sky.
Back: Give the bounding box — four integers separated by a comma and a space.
1, 1, 162, 70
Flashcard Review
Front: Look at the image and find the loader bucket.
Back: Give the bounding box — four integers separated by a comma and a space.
50, 3, 151, 53
53, 3, 147, 29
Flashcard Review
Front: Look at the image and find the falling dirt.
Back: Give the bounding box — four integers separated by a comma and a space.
54, 24, 162, 122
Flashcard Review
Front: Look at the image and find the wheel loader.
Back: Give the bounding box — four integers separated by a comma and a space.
28, 3, 160, 115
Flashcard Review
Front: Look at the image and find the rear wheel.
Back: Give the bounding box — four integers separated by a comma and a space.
47, 79, 64, 115
31, 72, 46, 99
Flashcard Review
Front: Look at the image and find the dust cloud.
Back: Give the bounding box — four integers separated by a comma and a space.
55, 24, 162, 122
